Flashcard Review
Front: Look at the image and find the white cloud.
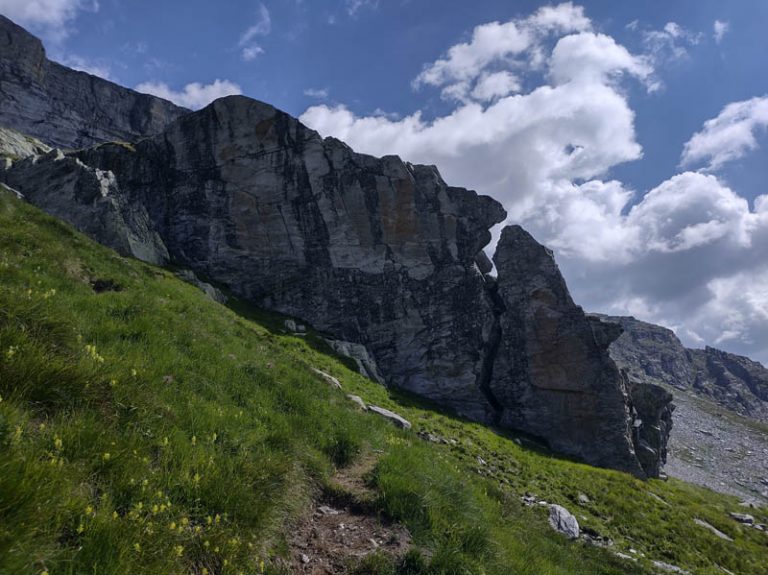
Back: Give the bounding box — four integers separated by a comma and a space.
413, 2, 591, 101
239, 3, 270, 61
300, 4, 768, 364
0, 0, 98, 40
549, 32, 653, 88
681, 96, 768, 170
471, 71, 521, 101
54, 53, 112, 80
345, 0, 378, 17
134, 79, 242, 110
642, 21, 701, 64
304, 87, 329, 99
714, 19, 729, 44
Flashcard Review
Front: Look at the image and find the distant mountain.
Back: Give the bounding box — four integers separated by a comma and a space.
0, 15, 187, 149
592, 314, 768, 422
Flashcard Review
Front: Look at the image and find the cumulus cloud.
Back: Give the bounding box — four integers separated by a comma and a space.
0, 0, 98, 40
239, 3, 271, 61
300, 3, 768, 363
714, 20, 729, 44
134, 79, 242, 110
413, 2, 590, 101
681, 96, 768, 170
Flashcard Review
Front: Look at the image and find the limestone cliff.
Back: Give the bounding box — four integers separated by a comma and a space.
0, 15, 187, 149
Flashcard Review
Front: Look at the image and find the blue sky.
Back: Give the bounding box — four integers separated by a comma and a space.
2, 0, 768, 363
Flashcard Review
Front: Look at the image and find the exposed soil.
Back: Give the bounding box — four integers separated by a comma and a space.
288, 454, 412, 574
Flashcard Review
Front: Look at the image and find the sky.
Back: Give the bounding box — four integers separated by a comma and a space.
2, 0, 768, 363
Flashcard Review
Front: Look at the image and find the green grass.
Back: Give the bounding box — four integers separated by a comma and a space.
1, 186, 767, 575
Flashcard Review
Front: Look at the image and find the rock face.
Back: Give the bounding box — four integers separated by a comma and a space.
490, 227, 645, 475
630, 383, 674, 478
0, 19, 673, 477
0, 15, 187, 149
1, 147, 168, 264
594, 315, 768, 422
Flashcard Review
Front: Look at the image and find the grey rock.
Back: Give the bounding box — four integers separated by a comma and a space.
631, 382, 674, 478
651, 560, 690, 574
693, 518, 733, 541
548, 504, 579, 539
176, 269, 227, 303
311, 368, 342, 390
346, 394, 367, 410
325, 339, 385, 384
577, 493, 590, 505
594, 314, 768, 422
1, 148, 168, 264
367, 405, 412, 430
490, 226, 650, 477
0, 16, 187, 149
0, 126, 50, 159
728, 512, 754, 524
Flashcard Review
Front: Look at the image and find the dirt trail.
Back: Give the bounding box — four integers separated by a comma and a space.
288, 454, 412, 574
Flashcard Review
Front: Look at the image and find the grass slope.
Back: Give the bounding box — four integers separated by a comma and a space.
1, 186, 766, 575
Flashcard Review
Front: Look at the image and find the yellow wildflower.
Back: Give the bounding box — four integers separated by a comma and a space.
102, 452, 111, 461
174, 545, 184, 557
169, 522, 177, 531
133, 543, 141, 553
54, 436, 63, 450
85, 505, 93, 515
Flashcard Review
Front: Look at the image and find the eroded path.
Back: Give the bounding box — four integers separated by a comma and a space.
288, 454, 412, 574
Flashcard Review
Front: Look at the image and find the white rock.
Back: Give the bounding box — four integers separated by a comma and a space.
548, 504, 579, 539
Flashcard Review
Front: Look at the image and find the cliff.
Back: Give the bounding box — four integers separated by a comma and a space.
0, 15, 188, 149
0, 18, 671, 478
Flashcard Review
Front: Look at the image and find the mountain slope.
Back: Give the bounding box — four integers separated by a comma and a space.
2, 184, 768, 574
594, 314, 768, 422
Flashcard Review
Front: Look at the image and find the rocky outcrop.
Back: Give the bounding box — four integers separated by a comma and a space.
630, 383, 674, 478
0, 147, 168, 264
594, 315, 768, 422
689, 347, 768, 421
0, 21, 672, 477
0, 126, 50, 159
0, 15, 187, 149
490, 227, 647, 475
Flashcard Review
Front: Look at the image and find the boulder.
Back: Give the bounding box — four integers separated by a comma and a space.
367, 406, 411, 429
548, 505, 579, 539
